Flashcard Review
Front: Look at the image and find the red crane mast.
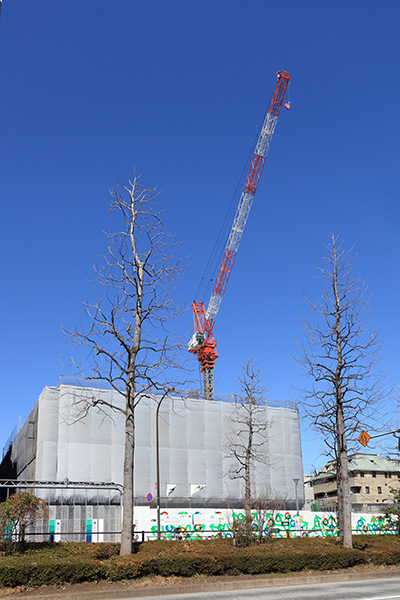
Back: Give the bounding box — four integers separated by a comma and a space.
188, 70, 291, 400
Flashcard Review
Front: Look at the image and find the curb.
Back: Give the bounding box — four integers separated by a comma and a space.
8, 569, 400, 600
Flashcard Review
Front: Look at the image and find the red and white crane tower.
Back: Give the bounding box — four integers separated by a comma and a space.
188, 70, 291, 400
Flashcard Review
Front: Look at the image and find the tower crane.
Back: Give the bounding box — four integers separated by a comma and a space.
188, 70, 291, 401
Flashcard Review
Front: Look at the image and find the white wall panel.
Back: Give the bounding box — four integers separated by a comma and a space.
15, 385, 304, 505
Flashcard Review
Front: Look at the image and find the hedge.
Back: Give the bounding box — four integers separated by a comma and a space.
0, 536, 400, 588
0, 557, 106, 587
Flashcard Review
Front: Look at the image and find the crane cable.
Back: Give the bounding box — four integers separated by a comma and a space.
193, 106, 269, 304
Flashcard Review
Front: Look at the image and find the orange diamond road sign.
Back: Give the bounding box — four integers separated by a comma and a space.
358, 430, 371, 447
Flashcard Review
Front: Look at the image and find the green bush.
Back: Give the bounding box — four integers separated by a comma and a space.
1, 536, 400, 588
103, 537, 382, 578
0, 556, 106, 587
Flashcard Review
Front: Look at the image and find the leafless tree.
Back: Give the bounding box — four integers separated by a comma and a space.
295, 235, 389, 548
254, 484, 287, 542
63, 175, 186, 555
223, 360, 272, 540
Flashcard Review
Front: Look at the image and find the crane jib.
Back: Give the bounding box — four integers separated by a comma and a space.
190, 70, 290, 400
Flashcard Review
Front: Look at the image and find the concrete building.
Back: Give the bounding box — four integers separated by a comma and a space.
311, 453, 400, 513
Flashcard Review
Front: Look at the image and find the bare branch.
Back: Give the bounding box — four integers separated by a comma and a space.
293, 235, 392, 548
222, 359, 272, 541
62, 175, 189, 555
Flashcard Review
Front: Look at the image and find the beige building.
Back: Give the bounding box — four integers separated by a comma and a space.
302, 474, 315, 510
312, 454, 400, 513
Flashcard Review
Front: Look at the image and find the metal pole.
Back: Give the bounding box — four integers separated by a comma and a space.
369, 428, 400, 440
293, 478, 299, 516
156, 389, 172, 541
156, 399, 161, 541
120, 488, 123, 545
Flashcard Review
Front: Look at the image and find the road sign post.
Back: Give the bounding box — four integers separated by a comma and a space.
358, 428, 400, 448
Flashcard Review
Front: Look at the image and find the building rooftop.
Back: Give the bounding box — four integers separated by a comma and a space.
312, 453, 400, 483
349, 453, 400, 473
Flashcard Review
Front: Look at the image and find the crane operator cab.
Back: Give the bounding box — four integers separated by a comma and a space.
188, 332, 205, 351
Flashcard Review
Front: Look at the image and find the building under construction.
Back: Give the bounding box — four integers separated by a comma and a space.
0, 383, 303, 540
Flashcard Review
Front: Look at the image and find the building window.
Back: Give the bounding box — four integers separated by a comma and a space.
360, 472, 364, 478
389, 473, 392, 478
365, 486, 370, 494
372, 473, 376, 478
378, 487, 382, 494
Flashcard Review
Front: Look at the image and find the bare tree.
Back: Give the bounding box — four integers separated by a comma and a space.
64, 176, 185, 555
295, 235, 389, 548
254, 484, 287, 542
223, 360, 272, 541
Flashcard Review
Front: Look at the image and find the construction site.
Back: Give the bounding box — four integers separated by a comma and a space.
0, 70, 304, 540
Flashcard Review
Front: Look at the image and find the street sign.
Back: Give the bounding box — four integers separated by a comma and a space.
146, 492, 153, 503
358, 430, 371, 448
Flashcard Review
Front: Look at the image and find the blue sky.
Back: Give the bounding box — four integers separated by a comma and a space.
0, 1, 399, 473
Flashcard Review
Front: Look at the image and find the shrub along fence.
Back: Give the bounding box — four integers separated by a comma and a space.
1, 536, 400, 587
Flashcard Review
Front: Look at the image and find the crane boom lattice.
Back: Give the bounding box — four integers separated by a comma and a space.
189, 70, 290, 400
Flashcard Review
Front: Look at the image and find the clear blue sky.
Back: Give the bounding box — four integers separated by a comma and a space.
0, 1, 399, 473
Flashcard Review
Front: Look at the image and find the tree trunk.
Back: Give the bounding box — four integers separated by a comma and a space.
120, 395, 134, 555
337, 407, 352, 548
333, 249, 352, 549
244, 458, 252, 540
336, 456, 343, 536
120, 263, 143, 555
244, 400, 253, 541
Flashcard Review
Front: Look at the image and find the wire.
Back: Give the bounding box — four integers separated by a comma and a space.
194, 106, 268, 304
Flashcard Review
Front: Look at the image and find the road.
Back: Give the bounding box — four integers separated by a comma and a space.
135, 577, 400, 600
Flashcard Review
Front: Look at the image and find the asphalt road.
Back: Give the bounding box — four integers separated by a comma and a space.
137, 577, 400, 600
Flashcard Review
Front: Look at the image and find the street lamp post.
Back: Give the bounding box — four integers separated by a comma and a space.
293, 478, 299, 516
156, 389, 173, 541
